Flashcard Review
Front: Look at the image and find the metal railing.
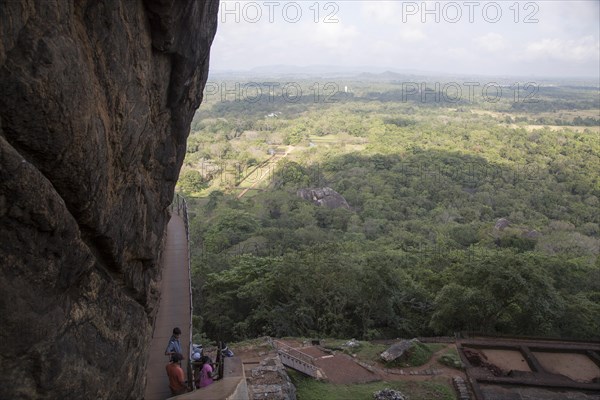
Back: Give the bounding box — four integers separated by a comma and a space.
269, 338, 321, 378
170, 193, 194, 389
270, 339, 317, 365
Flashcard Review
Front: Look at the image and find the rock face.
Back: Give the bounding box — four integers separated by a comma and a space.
380, 339, 420, 363
297, 187, 350, 209
0, 1, 218, 399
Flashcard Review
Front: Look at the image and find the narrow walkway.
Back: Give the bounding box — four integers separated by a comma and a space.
144, 214, 191, 400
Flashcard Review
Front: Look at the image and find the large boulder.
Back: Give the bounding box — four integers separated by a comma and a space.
0, 1, 218, 398
380, 339, 420, 363
494, 218, 510, 230
297, 187, 350, 209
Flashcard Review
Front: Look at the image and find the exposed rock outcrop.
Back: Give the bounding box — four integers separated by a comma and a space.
247, 356, 297, 400
380, 339, 420, 363
297, 187, 350, 209
0, 1, 218, 399
494, 218, 510, 230
373, 388, 407, 400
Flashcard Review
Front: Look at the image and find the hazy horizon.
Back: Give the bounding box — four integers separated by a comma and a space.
210, 0, 600, 79
209, 63, 600, 81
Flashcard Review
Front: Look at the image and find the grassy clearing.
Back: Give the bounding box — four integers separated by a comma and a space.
383, 343, 447, 368
229, 337, 272, 351
353, 342, 389, 362
308, 134, 368, 146
437, 347, 464, 370
322, 340, 388, 362
289, 370, 455, 400
507, 124, 600, 133
426, 344, 447, 353
322, 340, 447, 368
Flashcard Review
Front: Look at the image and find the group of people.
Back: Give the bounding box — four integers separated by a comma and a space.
164, 327, 214, 396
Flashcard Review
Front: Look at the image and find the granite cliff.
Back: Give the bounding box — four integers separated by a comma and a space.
0, 1, 218, 398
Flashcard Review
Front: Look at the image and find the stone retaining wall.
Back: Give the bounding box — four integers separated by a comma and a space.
247, 356, 297, 400
452, 376, 471, 400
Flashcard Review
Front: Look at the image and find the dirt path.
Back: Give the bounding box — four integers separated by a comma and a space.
237, 338, 465, 385
296, 346, 380, 384
417, 344, 454, 371
236, 145, 294, 199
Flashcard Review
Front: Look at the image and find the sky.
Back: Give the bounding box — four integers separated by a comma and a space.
210, 0, 600, 78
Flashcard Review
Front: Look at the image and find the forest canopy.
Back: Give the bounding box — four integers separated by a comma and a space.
180, 76, 600, 343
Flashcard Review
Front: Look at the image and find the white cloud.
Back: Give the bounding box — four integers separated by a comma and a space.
309, 21, 360, 51
525, 36, 600, 62
475, 33, 508, 52
361, 1, 426, 42
209, 1, 600, 77
536, 1, 600, 36
397, 26, 426, 42
444, 47, 471, 60
361, 1, 401, 24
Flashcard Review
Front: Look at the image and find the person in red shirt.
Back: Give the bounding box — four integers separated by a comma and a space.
165, 353, 187, 395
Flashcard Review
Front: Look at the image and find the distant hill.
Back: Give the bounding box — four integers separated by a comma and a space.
209, 66, 600, 86
210, 64, 435, 79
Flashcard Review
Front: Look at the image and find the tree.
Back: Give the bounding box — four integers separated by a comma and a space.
178, 170, 208, 193
431, 252, 564, 335
203, 210, 259, 252
430, 283, 483, 333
